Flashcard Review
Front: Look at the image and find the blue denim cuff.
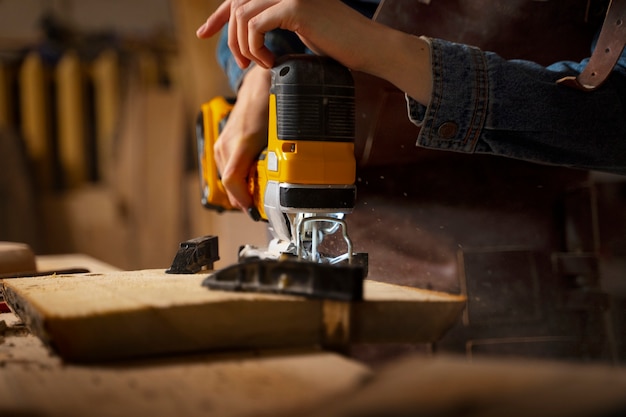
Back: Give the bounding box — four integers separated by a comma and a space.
412, 37, 489, 153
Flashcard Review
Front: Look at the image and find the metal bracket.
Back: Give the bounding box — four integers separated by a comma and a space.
166, 235, 220, 274
202, 258, 365, 301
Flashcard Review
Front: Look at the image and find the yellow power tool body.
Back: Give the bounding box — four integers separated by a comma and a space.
197, 55, 359, 265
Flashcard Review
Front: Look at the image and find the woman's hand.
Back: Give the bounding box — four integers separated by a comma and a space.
197, 0, 433, 103
197, 1, 385, 74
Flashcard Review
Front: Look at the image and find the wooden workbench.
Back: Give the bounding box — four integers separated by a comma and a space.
2, 255, 626, 417
0, 254, 373, 417
4, 309, 626, 417
0, 315, 371, 417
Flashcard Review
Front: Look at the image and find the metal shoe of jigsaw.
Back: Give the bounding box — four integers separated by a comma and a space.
190, 54, 366, 300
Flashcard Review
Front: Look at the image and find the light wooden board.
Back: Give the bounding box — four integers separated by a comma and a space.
0, 255, 372, 417
36, 253, 122, 274
113, 86, 187, 269
0, 241, 36, 275
0, 327, 371, 417
2, 269, 465, 362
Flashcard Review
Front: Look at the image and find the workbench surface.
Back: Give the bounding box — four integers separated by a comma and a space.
1, 255, 372, 417
0, 312, 371, 417
2, 255, 626, 417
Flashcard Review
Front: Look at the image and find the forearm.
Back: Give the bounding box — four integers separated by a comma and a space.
358, 25, 433, 105
204, 0, 434, 103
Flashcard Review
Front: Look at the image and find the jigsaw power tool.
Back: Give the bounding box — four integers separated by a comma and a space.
175, 55, 366, 301
197, 55, 363, 266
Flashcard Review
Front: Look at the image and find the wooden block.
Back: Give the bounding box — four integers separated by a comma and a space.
56, 51, 89, 188
2, 269, 465, 362
113, 87, 187, 269
19, 52, 55, 190
0, 241, 36, 275
169, 0, 232, 111
0, 61, 15, 130
91, 49, 120, 183
0, 129, 41, 251
40, 185, 134, 270
36, 253, 121, 274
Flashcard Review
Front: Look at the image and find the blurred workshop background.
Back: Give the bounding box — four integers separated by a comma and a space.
0, 0, 267, 270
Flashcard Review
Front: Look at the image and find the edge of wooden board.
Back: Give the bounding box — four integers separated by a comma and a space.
2, 269, 466, 362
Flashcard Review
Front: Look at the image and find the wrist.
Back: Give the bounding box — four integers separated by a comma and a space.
368, 28, 433, 105
239, 64, 271, 93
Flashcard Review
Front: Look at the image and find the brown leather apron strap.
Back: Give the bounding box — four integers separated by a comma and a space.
558, 0, 626, 91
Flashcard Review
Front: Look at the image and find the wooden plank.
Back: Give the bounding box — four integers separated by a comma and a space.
136, 89, 186, 268
40, 185, 134, 269
0, 60, 15, 130
2, 269, 465, 362
91, 49, 120, 183
36, 253, 121, 274
0, 330, 371, 417
19, 52, 54, 189
169, 0, 231, 109
0, 129, 41, 251
113, 87, 187, 269
56, 50, 88, 188
0, 242, 36, 275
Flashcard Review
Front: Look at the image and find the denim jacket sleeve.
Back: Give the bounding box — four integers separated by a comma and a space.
407, 37, 626, 175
